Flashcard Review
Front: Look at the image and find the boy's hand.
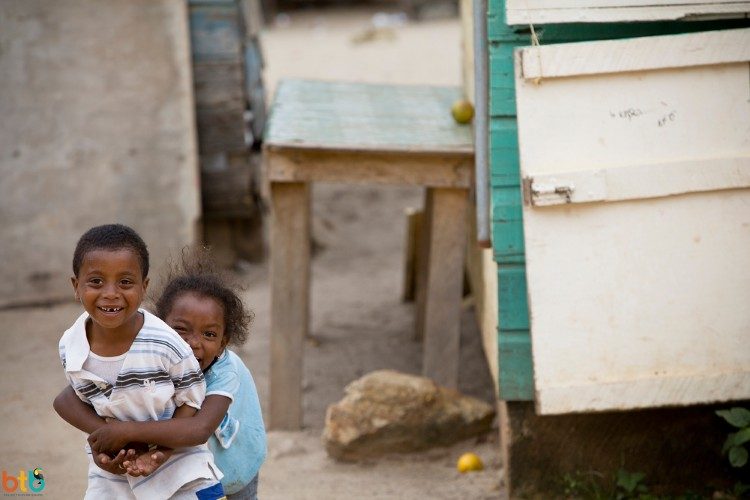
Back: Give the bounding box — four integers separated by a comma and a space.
88, 421, 132, 454
93, 449, 135, 475
123, 447, 173, 477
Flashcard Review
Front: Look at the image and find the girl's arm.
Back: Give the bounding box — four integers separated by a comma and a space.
53, 385, 107, 434
120, 402, 199, 477
53, 385, 141, 475
88, 394, 231, 453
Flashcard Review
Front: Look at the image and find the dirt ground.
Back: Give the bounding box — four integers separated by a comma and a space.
0, 5, 504, 499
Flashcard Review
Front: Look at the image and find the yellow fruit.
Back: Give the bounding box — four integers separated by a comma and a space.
451, 99, 474, 124
457, 452, 484, 473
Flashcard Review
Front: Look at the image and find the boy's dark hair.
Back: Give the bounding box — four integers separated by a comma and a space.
73, 224, 150, 278
155, 248, 252, 346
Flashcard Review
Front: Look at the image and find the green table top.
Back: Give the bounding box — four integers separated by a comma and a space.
265, 79, 474, 154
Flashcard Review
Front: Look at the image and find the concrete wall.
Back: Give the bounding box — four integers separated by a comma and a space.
0, 0, 200, 307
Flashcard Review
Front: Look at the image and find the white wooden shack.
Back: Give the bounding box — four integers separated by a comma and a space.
463, 0, 750, 494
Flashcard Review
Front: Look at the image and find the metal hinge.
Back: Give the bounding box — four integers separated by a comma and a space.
523, 177, 575, 206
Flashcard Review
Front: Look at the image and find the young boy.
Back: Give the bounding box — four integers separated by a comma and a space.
55, 224, 225, 500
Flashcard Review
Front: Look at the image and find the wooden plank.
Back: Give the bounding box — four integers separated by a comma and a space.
520, 28, 750, 80
524, 190, 750, 414
538, 371, 750, 414
492, 185, 525, 264
188, 2, 243, 63
526, 156, 750, 206
421, 188, 468, 388
240, 0, 264, 38
515, 56, 750, 184
414, 190, 432, 341
465, 206, 500, 397
195, 109, 246, 154
508, 0, 749, 6
269, 181, 310, 430
498, 265, 529, 331
401, 207, 423, 303
505, 0, 750, 24
264, 80, 474, 154
199, 152, 256, 215
265, 148, 474, 188
498, 330, 534, 400
192, 62, 245, 108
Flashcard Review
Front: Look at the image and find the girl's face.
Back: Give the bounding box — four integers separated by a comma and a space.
166, 292, 227, 371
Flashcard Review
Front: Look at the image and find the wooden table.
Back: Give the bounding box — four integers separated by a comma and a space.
264, 79, 474, 429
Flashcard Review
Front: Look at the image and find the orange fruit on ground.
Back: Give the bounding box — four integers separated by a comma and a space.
457, 452, 484, 473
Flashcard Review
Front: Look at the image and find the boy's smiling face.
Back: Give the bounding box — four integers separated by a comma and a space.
71, 248, 148, 336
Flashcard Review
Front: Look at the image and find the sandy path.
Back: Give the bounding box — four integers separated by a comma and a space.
0, 6, 503, 499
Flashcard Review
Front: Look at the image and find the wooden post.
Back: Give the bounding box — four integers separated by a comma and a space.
414, 189, 432, 341
421, 187, 468, 388
269, 181, 310, 430
402, 207, 423, 303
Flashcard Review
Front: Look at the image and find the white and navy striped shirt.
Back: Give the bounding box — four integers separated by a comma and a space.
59, 309, 222, 499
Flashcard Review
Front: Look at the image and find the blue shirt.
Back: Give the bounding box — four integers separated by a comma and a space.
205, 349, 267, 495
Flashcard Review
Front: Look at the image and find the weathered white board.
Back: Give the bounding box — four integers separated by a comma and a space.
515, 29, 750, 414
506, 0, 750, 24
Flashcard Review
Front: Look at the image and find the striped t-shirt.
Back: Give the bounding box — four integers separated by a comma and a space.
59, 309, 222, 500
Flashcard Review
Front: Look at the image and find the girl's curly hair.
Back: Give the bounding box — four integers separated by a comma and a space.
153, 247, 253, 346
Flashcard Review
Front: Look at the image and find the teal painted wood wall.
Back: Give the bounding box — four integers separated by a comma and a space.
487, 0, 750, 400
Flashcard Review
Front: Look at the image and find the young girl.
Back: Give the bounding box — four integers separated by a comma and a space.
54, 224, 225, 500
59, 249, 267, 499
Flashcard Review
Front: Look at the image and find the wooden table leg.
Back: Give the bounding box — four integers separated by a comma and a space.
269, 181, 310, 430
414, 188, 431, 341
421, 187, 468, 388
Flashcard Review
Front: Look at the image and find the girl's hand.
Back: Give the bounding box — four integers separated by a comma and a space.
88, 421, 132, 454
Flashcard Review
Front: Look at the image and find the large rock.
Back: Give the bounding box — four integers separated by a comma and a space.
323, 370, 495, 461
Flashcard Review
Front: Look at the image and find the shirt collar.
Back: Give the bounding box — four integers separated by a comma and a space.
63, 311, 91, 372
205, 349, 228, 375
64, 308, 149, 372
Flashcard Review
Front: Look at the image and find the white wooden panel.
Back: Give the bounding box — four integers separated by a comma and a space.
520, 29, 750, 80
526, 157, 750, 206
525, 192, 750, 414
506, 0, 750, 24
515, 37, 750, 191
515, 30, 750, 414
